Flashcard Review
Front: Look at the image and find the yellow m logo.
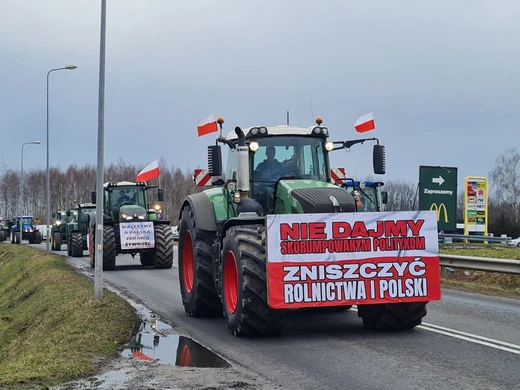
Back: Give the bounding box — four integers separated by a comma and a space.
430, 203, 449, 223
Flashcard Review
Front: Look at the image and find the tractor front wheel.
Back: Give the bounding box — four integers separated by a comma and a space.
178, 206, 221, 317
222, 224, 287, 337
357, 302, 427, 330
102, 226, 116, 270
153, 224, 174, 269
35, 231, 42, 244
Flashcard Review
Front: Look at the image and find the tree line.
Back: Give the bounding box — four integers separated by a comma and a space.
1, 148, 518, 237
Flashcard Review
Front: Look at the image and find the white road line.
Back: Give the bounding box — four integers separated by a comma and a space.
419, 323, 520, 355
351, 306, 520, 355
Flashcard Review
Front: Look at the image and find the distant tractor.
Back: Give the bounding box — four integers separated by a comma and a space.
0, 219, 10, 242
88, 181, 174, 270
341, 180, 388, 212
9, 216, 43, 244
177, 117, 441, 337
66, 203, 96, 257
50, 210, 77, 251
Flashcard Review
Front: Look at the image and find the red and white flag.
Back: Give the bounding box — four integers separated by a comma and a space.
197, 114, 218, 137
136, 159, 160, 182
354, 112, 375, 133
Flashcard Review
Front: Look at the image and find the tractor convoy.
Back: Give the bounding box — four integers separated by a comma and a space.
4, 116, 441, 339
177, 117, 441, 337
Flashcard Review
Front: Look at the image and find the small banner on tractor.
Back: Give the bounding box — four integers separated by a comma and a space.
120, 222, 155, 249
194, 169, 211, 187
266, 211, 441, 309
330, 167, 346, 185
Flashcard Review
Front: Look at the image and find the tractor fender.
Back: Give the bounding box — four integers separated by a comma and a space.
180, 192, 218, 232
220, 215, 265, 242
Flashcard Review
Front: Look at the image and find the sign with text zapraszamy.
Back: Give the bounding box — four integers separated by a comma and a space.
266, 211, 441, 309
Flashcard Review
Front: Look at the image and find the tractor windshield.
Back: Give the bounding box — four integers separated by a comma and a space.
250, 136, 328, 184
109, 187, 146, 209
344, 184, 379, 212
21, 217, 33, 226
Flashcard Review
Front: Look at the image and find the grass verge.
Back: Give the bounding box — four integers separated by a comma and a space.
440, 246, 520, 298
0, 244, 139, 389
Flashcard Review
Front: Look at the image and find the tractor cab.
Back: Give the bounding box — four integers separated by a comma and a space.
214, 117, 386, 215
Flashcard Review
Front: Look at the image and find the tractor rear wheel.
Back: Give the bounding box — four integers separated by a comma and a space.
15, 232, 21, 244
153, 224, 174, 269
222, 224, 287, 337
178, 205, 221, 317
53, 232, 62, 251
357, 302, 427, 330
71, 232, 83, 257
35, 231, 42, 244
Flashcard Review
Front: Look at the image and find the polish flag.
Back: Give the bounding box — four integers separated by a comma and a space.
136, 159, 160, 182
354, 112, 375, 133
197, 114, 218, 137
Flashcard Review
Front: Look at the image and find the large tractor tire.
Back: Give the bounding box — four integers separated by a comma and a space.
71, 232, 83, 257
53, 232, 62, 251
88, 226, 116, 270
139, 225, 173, 268
222, 224, 287, 337
10, 230, 15, 244
102, 226, 117, 270
35, 231, 43, 244
15, 232, 21, 244
154, 224, 174, 269
357, 302, 427, 330
178, 206, 222, 317
0, 231, 4, 242
88, 228, 95, 268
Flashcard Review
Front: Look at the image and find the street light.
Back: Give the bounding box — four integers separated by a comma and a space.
19, 141, 41, 244
46, 65, 77, 254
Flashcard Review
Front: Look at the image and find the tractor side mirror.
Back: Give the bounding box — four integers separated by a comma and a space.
91, 191, 96, 204
208, 145, 222, 176
382, 191, 388, 204
373, 145, 386, 175
158, 188, 164, 202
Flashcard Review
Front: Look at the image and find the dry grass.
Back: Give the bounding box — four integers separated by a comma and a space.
0, 244, 139, 388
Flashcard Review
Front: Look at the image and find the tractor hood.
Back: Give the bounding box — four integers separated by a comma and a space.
119, 204, 147, 221
275, 179, 356, 214
22, 224, 36, 232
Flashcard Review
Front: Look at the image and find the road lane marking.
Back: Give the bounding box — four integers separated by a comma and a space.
351, 306, 520, 355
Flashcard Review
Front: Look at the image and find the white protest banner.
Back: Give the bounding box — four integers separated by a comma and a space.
120, 222, 155, 250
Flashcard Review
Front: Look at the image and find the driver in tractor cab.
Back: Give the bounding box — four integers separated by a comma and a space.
255, 146, 285, 180
352, 190, 364, 210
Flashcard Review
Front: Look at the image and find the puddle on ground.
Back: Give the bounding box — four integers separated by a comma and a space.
122, 316, 230, 368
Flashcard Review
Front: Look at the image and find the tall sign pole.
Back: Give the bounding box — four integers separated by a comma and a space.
94, 0, 107, 301
419, 166, 458, 231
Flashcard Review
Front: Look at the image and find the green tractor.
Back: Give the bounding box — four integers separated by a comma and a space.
0, 219, 9, 242
66, 203, 96, 257
88, 181, 174, 270
178, 117, 438, 337
50, 209, 77, 251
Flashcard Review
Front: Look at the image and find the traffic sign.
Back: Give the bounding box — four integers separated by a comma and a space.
418, 166, 458, 231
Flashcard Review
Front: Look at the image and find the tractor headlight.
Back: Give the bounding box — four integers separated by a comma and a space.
325, 141, 334, 151
249, 141, 259, 152
154, 204, 162, 213
56, 221, 61, 226
259, 126, 267, 134
250, 128, 259, 135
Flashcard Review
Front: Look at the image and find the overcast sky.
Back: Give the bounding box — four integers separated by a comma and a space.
1, 0, 519, 191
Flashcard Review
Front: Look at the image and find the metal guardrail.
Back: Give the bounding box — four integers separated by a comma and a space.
439, 254, 520, 275
439, 233, 511, 245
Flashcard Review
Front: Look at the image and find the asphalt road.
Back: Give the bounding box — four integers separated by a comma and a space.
34, 243, 520, 390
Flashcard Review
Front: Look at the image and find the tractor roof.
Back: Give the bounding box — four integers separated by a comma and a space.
225, 124, 328, 140
104, 181, 146, 188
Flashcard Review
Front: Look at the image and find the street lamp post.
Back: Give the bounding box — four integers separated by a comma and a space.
46, 65, 77, 254
20, 141, 41, 241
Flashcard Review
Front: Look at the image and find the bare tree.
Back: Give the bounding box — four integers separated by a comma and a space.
489, 147, 520, 222
383, 180, 418, 211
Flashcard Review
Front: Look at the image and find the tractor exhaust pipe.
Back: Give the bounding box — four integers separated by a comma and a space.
234, 126, 250, 196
